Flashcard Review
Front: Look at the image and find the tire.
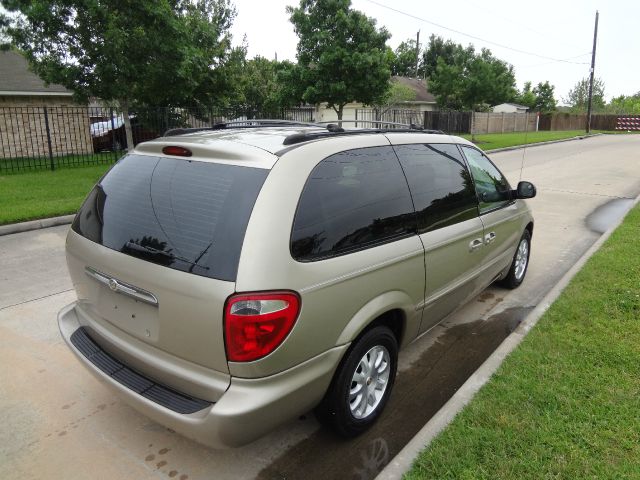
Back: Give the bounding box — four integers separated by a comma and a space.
316, 326, 398, 437
501, 229, 531, 289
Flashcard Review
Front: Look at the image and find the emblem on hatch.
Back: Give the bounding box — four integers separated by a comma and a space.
108, 278, 119, 291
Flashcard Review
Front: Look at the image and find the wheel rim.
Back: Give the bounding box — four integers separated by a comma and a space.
349, 345, 391, 419
514, 238, 529, 281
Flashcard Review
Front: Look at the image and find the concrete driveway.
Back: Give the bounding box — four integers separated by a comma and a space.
1, 134, 639, 480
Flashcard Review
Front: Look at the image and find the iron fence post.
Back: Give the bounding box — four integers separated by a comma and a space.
43, 106, 55, 171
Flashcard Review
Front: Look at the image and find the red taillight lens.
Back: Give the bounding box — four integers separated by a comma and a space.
224, 291, 301, 362
162, 146, 192, 157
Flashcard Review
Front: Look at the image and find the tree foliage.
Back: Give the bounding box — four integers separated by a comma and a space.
516, 81, 556, 113
369, 80, 417, 116
390, 39, 419, 77
287, 0, 391, 120
232, 54, 304, 114
427, 42, 517, 111
421, 35, 461, 80
607, 92, 640, 114
564, 77, 606, 112
532, 81, 557, 113
1, 0, 237, 148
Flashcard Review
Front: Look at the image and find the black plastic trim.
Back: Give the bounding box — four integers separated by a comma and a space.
70, 327, 212, 414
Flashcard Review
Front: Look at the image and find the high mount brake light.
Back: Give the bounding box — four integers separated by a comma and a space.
162, 146, 192, 157
224, 292, 301, 362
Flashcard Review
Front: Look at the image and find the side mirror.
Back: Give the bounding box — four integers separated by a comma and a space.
515, 181, 536, 199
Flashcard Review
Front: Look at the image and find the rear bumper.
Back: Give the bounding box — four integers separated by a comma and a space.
58, 302, 347, 448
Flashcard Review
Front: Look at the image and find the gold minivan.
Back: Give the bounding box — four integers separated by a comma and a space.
58, 121, 535, 447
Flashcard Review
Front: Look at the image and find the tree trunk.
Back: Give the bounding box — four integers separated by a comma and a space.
120, 100, 135, 152
337, 104, 344, 127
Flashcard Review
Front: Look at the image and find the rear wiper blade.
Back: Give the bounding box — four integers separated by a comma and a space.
125, 242, 209, 270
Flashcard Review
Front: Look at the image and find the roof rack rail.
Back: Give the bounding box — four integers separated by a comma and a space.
164, 119, 320, 137
315, 120, 425, 129
282, 126, 446, 146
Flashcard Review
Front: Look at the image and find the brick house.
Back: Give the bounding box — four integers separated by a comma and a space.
0, 50, 93, 158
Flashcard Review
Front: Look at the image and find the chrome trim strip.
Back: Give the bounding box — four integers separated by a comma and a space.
84, 266, 159, 306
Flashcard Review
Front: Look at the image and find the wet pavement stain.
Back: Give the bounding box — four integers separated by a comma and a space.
586, 198, 633, 234
257, 306, 534, 480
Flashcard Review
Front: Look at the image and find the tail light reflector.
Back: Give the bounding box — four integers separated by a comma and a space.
224, 291, 301, 362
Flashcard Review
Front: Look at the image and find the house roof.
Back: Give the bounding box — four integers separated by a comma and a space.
496, 102, 530, 109
392, 76, 436, 103
0, 51, 73, 96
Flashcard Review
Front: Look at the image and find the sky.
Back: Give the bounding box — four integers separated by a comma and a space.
230, 0, 640, 103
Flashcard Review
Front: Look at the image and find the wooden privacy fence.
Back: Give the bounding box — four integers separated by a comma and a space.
538, 113, 619, 131
471, 112, 537, 135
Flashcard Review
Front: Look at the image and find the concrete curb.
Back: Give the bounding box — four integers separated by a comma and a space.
376, 192, 640, 480
485, 133, 603, 154
0, 214, 75, 237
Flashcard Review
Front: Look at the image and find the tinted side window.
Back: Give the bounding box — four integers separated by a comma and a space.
394, 143, 478, 232
461, 146, 511, 214
291, 146, 415, 261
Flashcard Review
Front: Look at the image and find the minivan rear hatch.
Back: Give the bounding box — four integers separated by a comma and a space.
68, 153, 268, 376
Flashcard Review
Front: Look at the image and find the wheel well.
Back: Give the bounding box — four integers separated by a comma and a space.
525, 221, 534, 238
364, 309, 405, 347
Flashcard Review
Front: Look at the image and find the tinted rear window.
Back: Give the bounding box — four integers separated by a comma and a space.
72, 154, 268, 281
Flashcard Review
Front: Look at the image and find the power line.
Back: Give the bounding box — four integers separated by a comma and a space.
518, 52, 592, 69
455, 0, 588, 52
362, 0, 591, 65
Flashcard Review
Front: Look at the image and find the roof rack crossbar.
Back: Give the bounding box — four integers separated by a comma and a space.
315, 120, 423, 129
164, 119, 320, 137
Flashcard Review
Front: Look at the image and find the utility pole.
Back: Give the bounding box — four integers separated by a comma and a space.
415, 30, 420, 78
586, 10, 599, 133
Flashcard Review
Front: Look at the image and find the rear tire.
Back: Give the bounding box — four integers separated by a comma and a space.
316, 326, 398, 437
501, 229, 531, 289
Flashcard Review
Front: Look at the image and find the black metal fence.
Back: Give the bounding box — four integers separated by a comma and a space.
0, 105, 315, 174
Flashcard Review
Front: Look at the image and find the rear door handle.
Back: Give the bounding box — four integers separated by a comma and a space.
484, 232, 496, 244
469, 238, 484, 252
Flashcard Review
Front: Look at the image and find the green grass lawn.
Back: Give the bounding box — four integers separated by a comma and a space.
0, 151, 119, 174
0, 164, 111, 225
461, 130, 601, 150
406, 205, 640, 479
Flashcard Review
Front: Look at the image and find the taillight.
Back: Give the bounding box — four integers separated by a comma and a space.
162, 146, 192, 157
224, 291, 301, 362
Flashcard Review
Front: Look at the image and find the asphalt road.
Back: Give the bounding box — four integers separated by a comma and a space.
1, 134, 639, 480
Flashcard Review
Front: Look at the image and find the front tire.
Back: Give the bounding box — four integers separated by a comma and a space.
316, 326, 398, 437
501, 229, 531, 289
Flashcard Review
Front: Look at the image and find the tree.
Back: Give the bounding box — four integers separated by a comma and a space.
234, 56, 305, 115
532, 81, 556, 113
369, 80, 417, 118
607, 92, 640, 114
516, 81, 556, 113
421, 35, 462, 79
516, 82, 537, 110
1, 0, 237, 150
287, 0, 391, 121
428, 43, 517, 111
390, 39, 420, 77
564, 77, 606, 113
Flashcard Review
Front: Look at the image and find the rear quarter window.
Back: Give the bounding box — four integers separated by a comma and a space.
72, 154, 268, 281
290, 146, 415, 261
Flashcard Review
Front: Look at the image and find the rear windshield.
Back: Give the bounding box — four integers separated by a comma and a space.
72, 154, 268, 281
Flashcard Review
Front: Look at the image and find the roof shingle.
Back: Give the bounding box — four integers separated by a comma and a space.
0, 51, 72, 95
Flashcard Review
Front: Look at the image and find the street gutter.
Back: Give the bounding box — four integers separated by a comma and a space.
375, 190, 640, 480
